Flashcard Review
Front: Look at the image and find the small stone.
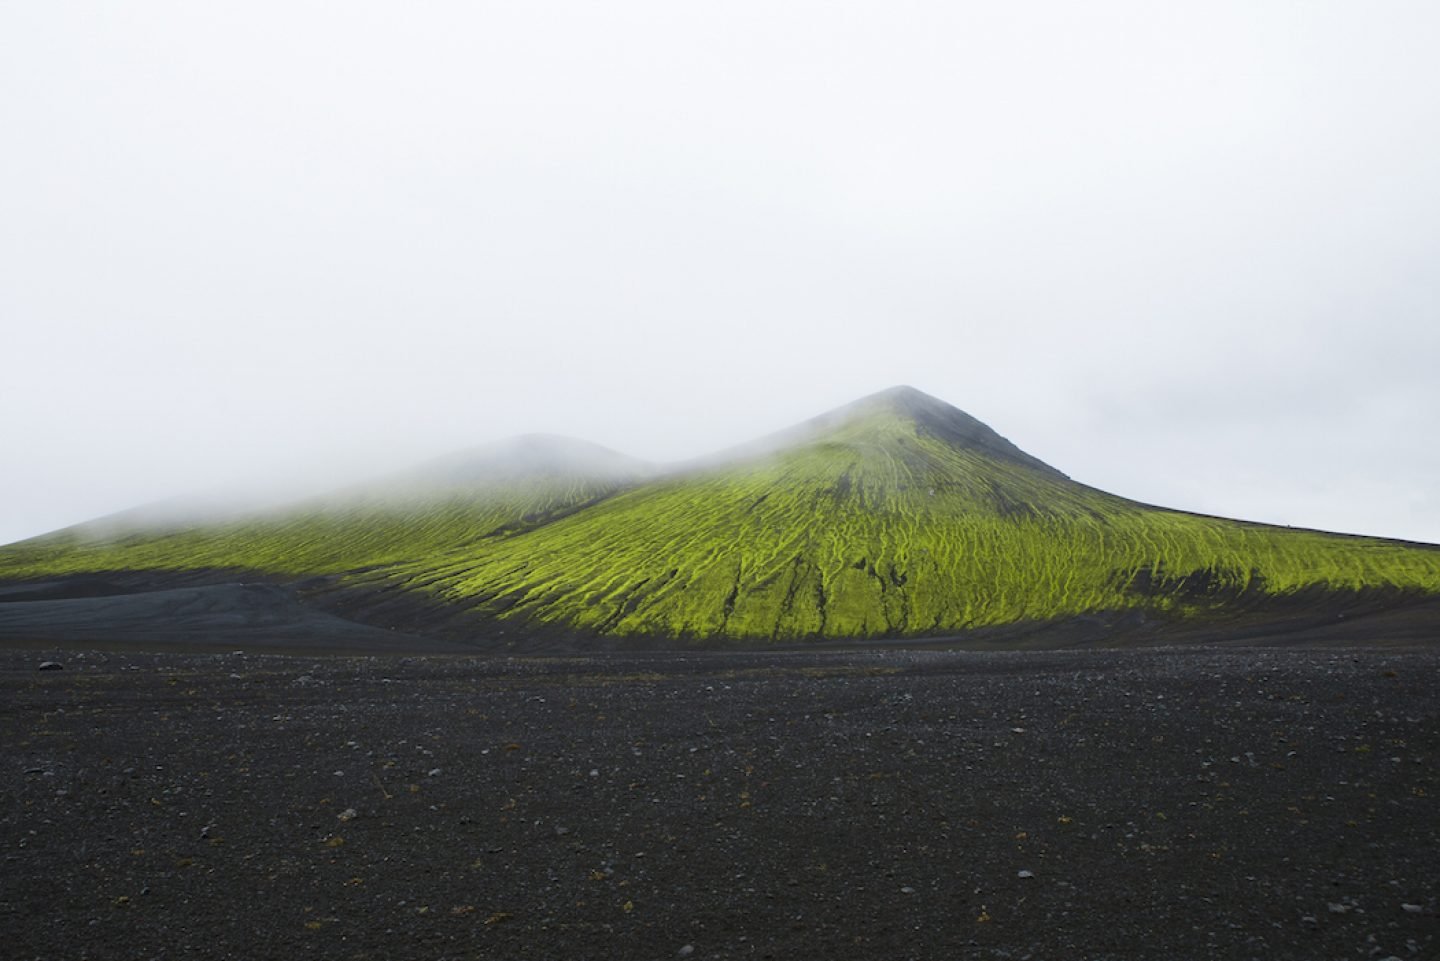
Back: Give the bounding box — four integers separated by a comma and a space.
38, 661, 63, 671
1400, 903, 1423, 914
678, 946, 695, 957
900, 886, 916, 894
1327, 902, 1349, 914
1300, 915, 1318, 927
1017, 870, 1035, 879
428, 768, 442, 777
337, 808, 358, 822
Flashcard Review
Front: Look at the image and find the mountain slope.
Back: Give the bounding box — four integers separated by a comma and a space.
1, 434, 652, 578
371, 387, 1440, 641
2, 387, 1438, 647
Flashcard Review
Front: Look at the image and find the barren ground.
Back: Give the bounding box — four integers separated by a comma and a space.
2, 646, 1437, 960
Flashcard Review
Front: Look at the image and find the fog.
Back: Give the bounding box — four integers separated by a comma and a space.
3, 1, 1438, 547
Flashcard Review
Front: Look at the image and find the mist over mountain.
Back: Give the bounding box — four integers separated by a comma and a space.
2, 387, 1437, 651
397, 434, 654, 489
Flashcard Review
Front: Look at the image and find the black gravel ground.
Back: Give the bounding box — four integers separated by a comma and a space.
2, 646, 1436, 960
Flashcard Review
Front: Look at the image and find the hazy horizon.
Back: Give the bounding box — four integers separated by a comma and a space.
4, 2, 1438, 547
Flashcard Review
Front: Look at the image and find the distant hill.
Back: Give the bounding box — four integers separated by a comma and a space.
5, 433, 653, 574
3, 386, 1438, 650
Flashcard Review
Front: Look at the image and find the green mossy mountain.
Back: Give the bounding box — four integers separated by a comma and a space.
2, 433, 652, 577
4, 386, 1439, 647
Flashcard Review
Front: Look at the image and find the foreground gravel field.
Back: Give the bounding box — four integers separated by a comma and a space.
2, 646, 1436, 960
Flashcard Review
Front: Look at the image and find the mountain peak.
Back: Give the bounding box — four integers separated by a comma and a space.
864, 383, 936, 404
845, 384, 969, 420
807, 386, 1067, 478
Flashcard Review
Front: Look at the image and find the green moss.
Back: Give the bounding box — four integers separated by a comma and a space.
0, 471, 627, 579
386, 410, 1440, 639
4, 398, 1439, 642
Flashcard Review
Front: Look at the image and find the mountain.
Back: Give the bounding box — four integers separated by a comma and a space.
3, 387, 1439, 650
3, 434, 653, 577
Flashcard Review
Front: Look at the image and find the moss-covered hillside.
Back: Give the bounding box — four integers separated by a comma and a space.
0, 434, 651, 578
3, 387, 1439, 645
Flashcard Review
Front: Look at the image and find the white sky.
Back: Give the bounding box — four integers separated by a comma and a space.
3, 1, 1438, 546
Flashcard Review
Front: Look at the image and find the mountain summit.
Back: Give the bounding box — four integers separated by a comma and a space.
793, 385, 1065, 477
2, 388, 1438, 649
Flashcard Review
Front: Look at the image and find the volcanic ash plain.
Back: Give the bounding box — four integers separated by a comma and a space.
2, 646, 1436, 960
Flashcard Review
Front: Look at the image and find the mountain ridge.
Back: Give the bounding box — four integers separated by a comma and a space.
672, 386, 1068, 481
2, 386, 1438, 650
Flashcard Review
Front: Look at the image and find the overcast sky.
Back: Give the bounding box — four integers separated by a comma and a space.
3, 1, 1438, 547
